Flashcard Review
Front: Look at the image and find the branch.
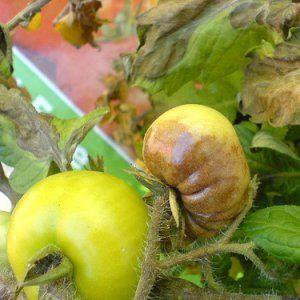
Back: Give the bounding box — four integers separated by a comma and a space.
159, 241, 275, 281
7, 0, 53, 31
159, 242, 256, 269
260, 172, 300, 180
154, 277, 281, 300
245, 249, 276, 281
203, 260, 223, 292
134, 193, 168, 300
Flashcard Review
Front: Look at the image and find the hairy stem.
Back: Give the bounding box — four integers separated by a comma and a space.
203, 260, 223, 292
7, 0, 53, 31
245, 250, 275, 280
159, 242, 255, 269
154, 277, 281, 300
134, 193, 168, 300
260, 172, 300, 180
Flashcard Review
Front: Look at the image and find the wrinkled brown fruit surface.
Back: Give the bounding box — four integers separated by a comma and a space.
143, 104, 250, 237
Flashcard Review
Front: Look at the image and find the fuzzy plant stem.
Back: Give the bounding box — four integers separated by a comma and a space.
160, 241, 273, 280
203, 259, 223, 292
7, 0, 53, 31
134, 194, 168, 300
159, 242, 255, 269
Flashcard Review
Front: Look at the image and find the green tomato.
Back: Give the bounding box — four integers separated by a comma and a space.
7, 171, 149, 300
0, 211, 10, 267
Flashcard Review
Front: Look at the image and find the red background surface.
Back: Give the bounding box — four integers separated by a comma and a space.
0, 0, 139, 113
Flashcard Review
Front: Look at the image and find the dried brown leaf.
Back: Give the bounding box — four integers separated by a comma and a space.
54, 0, 104, 47
241, 40, 300, 127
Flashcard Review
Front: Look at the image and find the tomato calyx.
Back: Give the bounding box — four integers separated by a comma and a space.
15, 244, 73, 298
129, 167, 167, 195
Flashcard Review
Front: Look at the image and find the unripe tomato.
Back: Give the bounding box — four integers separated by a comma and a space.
7, 171, 149, 300
0, 211, 10, 267
143, 104, 250, 237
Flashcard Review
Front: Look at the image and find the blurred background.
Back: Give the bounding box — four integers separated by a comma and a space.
0, 0, 158, 211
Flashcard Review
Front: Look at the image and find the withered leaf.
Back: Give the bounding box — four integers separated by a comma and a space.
0, 85, 108, 194
131, 0, 298, 95
54, 0, 104, 47
230, 0, 300, 35
130, 0, 300, 130
86, 155, 104, 172
240, 40, 300, 127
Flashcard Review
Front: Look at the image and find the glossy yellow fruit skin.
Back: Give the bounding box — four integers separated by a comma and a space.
143, 104, 250, 237
7, 171, 149, 300
0, 211, 10, 267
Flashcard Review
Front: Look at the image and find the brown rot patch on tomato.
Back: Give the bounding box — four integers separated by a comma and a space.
143, 112, 250, 238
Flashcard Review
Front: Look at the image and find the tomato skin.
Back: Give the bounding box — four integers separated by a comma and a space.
143, 104, 250, 237
0, 211, 10, 267
7, 171, 149, 300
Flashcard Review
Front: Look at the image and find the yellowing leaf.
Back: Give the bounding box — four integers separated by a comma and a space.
24, 13, 42, 31
55, 12, 87, 47
54, 0, 103, 47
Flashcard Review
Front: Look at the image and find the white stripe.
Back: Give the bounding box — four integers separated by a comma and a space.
13, 47, 134, 164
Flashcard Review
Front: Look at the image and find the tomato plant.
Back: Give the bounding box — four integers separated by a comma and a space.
7, 171, 149, 299
0, 0, 299, 299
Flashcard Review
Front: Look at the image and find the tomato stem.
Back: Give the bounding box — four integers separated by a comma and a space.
134, 192, 168, 300
134, 175, 275, 298
7, 0, 53, 32
203, 259, 224, 292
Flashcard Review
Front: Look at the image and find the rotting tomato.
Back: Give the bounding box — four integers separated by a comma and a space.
143, 104, 250, 237
7, 171, 149, 300
0, 211, 10, 267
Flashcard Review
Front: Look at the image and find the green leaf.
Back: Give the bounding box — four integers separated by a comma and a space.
235, 122, 300, 202
0, 114, 51, 194
243, 206, 300, 263
51, 106, 109, 162
261, 123, 288, 141
131, 0, 284, 96
0, 85, 108, 194
0, 24, 13, 79
150, 71, 242, 123
251, 130, 300, 161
